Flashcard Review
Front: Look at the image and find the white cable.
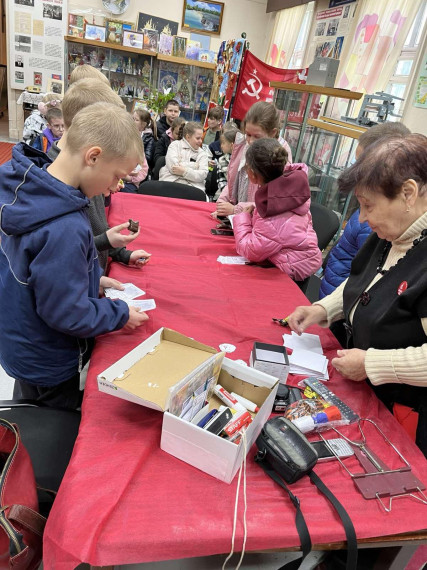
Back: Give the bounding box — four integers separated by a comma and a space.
222, 430, 248, 570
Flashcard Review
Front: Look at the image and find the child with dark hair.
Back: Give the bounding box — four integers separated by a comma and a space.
156, 99, 180, 137
233, 138, 321, 282
133, 108, 157, 169
31, 107, 64, 153
202, 105, 224, 146
153, 117, 185, 169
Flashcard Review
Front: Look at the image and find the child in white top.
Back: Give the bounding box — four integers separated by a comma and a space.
22, 93, 62, 145
160, 122, 209, 191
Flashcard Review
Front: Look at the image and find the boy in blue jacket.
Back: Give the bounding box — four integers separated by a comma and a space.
0, 102, 148, 409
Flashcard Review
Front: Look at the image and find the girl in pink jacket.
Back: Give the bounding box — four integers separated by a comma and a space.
233, 138, 322, 282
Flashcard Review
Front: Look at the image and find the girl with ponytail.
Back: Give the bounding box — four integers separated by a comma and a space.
233, 138, 322, 282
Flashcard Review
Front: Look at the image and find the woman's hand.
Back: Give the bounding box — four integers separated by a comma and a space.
287, 305, 327, 335
216, 202, 235, 216
106, 222, 140, 248
332, 349, 367, 381
172, 165, 186, 176
129, 250, 151, 267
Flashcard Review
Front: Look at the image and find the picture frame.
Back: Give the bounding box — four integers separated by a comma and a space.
106, 20, 124, 45
84, 24, 106, 42
123, 30, 144, 50
181, 0, 224, 36
47, 78, 64, 96
137, 13, 179, 36
172, 36, 187, 58
142, 29, 159, 53
68, 14, 85, 38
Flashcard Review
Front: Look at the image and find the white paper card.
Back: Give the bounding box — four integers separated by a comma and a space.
217, 256, 248, 265
128, 299, 156, 311
256, 349, 287, 364
104, 283, 146, 301
283, 332, 323, 354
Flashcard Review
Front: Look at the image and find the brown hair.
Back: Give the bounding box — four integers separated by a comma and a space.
134, 108, 157, 139
243, 101, 280, 138
171, 117, 185, 131
338, 134, 427, 199
66, 102, 144, 163
208, 105, 224, 121
220, 126, 239, 144
246, 138, 288, 183
62, 78, 124, 128
164, 99, 180, 110
358, 121, 411, 150
69, 64, 110, 86
45, 107, 63, 124
177, 121, 203, 141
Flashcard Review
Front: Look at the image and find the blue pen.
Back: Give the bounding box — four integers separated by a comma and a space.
197, 409, 218, 428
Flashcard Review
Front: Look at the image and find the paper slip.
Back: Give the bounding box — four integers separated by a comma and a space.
104, 283, 146, 301
288, 349, 329, 380
228, 215, 235, 229
128, 299, 156, 311
256, 349, 287, 364
283, 332, 323, 355
217, 256, 249, 265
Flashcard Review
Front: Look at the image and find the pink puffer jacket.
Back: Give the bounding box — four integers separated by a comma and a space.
233, 167, 322, 281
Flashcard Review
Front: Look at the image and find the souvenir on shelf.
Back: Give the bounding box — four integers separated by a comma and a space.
143, 29, 159, 53
123, 31, 144, 50
159, 69, 178, 93
172, 36, 187, 58
158, 33, 173, 56
106, 20, 124, 45
185, 40, 201, 61
108, 53, 125, 73
68, 14, 85, 38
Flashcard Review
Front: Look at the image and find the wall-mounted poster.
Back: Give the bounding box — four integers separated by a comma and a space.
182, 0, 224, 36
137, 13, 178, 36
8, 0, 68, 91
413, 52, 427, 109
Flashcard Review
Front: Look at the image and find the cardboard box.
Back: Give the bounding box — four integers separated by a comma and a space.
98, 328, 278, 483
250, 342, 290, 384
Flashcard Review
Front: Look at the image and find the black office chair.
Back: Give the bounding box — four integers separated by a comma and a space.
151, 156, 166, 181
138, 180, 207, 202
309, 202, 340, 251
0, 400, 80, 513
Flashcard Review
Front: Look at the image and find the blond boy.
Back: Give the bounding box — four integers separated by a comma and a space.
69, 63, 111, 86
0, 103, 148, 409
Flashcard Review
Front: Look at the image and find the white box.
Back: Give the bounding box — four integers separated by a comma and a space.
98, 328, 278, 483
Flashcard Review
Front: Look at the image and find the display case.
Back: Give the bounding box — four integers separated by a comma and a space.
65, 37, 215, 119
65, 37, 156, 111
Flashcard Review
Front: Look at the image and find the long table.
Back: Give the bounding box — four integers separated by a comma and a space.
43, 194, 427, 569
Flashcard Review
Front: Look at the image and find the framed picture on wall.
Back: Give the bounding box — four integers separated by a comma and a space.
123, 31, 144, 50
47, 78, 64, 96
84, 24, 106, 42
137, 13, 179, 36
181, 0, 224, 36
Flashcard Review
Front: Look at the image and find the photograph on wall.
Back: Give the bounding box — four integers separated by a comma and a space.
47, 77, 64, 95
182, 0, 224, 35
123, 31, 144, 50
42, 3, 62, 20
172, 36, 187, 58
15, 70, 25, 83
15, 54, 25, 67
68, 14, 84, 38
315, 21, 326, 37
106, 20, 123, 44
15, 0, 35, 5
14, 34, 31, 52
85, 24, 106, 42
137, 13, 178, 36
142, 29, 159, 52
33, 71, 42, 85
158, 33, 173, 55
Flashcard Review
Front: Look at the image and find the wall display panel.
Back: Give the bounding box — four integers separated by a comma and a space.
9, 0, 67, 90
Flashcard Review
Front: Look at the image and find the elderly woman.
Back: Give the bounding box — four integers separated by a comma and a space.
287, 134, 427, 456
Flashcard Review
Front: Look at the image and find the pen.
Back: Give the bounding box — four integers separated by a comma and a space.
272, 317, 290, 327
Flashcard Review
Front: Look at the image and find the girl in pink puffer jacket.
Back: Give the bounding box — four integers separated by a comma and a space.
233, 138, 322, 282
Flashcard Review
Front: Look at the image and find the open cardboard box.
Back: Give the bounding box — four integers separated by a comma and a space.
98, 328, 279, 483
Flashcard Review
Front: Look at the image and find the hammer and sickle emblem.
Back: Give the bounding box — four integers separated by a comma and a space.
242, 73, 263, 99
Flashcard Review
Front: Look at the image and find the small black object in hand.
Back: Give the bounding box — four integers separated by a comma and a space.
128, 219, 139, 233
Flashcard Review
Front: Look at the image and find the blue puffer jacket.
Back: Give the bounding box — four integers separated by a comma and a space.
0, 143, 129, 386
319, 209, 371, 298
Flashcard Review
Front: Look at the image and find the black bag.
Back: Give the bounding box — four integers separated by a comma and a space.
255, 417, 357, 570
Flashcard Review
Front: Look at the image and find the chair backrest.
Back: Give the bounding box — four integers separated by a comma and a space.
310, 202, 340, 251
151, 156, 166, 180
138, 180, 207, 202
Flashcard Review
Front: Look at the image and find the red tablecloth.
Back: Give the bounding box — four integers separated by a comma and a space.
43, 194, 427, 569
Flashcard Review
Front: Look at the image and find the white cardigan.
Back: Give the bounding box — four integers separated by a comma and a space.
159, 138, 209, 191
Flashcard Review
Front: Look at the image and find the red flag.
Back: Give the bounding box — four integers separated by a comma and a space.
231, 51, 307, 120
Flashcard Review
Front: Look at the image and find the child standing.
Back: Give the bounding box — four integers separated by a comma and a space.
31, 107, 64, 153
133, 109, 157, 169
159, 122, 208, 191
214, 101, 292, 218
233, 138, 321, 282
202, 105, 224, 146
0, 102, 148, 409
22, 92, 62, 145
